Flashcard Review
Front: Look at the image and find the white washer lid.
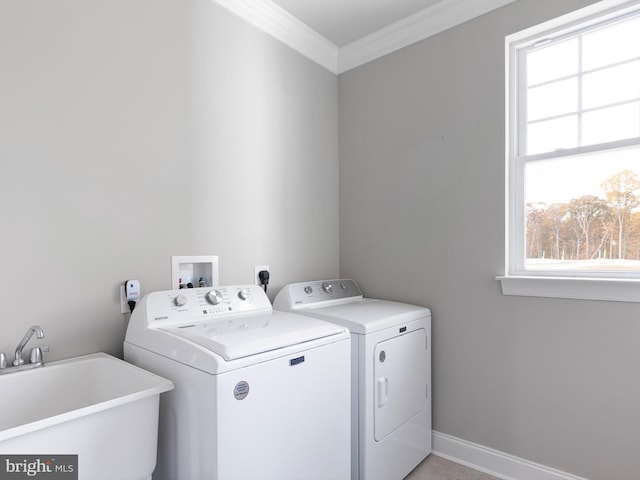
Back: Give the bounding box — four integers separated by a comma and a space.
302, 299, 430, 334
161, 310, 345, 361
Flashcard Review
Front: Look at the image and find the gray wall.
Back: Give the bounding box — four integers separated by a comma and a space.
0, 0, 339, 361
338, 1, 640, 479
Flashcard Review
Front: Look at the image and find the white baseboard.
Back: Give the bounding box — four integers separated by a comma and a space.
432, 431, 590, 480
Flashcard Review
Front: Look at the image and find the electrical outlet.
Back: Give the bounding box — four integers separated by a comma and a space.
254, 265, 270, 286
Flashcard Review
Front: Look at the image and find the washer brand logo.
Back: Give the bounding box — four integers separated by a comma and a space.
289, 355, 305, 366
1, 455, 77, 479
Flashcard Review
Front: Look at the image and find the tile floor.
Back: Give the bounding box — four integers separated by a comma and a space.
405, 454, 501, 480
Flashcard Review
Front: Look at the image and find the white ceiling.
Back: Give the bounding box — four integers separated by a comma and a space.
269, 0, 444, 46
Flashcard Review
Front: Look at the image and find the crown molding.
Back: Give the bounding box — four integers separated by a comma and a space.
213, 0, 339, 73
213, 0, 519, 75
338, 0, 519, 73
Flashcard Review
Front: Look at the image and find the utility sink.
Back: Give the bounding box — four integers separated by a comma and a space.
0, 352, 173, 480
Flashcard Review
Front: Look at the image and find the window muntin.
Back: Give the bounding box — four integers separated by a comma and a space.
508, 2, 640, 278
520, 18, 640, 157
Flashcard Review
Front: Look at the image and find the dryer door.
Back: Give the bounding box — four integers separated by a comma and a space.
374, 328, 427, 441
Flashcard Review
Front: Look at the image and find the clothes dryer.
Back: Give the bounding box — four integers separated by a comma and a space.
125, 284, 351, 480
274, 279, 431, 480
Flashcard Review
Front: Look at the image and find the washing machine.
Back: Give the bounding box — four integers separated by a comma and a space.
124, 284, 351, 480
274, 279, 431, 480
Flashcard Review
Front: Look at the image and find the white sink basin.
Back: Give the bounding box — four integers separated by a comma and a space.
0, 352, 173, 480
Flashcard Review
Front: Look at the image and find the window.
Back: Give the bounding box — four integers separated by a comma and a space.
500, 0, 640, 302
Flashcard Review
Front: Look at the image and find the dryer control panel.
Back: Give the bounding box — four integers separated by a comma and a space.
273, 279, 362, 309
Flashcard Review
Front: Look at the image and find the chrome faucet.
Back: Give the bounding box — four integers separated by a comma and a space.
13, 325, 45, 366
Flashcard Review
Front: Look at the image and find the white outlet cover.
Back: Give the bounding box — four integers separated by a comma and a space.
120, 285, 131, 314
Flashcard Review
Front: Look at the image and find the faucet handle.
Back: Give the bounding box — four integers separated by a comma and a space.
29, 346, 48, 364
0, 352, 6, 369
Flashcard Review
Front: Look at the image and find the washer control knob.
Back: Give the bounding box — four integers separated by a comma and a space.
322, 282, 333, 294
238, 289, 249, 301
304, 286, 313, 294
206, 289, 223, 305
174, 295, 187, 307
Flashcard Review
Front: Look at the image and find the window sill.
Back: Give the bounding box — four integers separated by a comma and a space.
496, 275, 640, 303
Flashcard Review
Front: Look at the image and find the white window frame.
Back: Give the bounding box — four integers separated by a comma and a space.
498, 0, 640, 302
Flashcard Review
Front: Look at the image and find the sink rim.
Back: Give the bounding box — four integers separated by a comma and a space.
0, 352, 173, 443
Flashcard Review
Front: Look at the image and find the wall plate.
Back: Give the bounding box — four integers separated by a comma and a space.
171, 255, 219, 289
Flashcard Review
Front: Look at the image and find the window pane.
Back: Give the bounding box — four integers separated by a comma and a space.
582, 102, 640, 146
582, 16, 640, 71
525, 147, 640, 272
582, 61, 640, 110
526, 38, 578, 86
527, 115, 578, 155
527, 77, 578, 121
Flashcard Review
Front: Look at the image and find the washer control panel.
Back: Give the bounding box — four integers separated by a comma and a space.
273, 279, 362, 309
142, 284, 271, 327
